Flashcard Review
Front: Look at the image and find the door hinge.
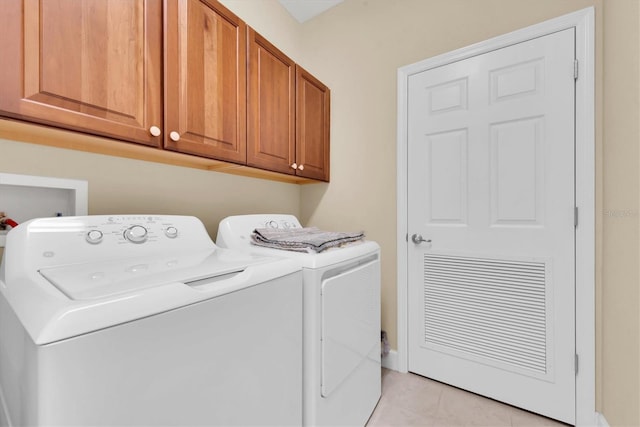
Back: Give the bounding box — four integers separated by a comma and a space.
574, 207, 579, 228
574, 59, 579, 80
575, 354, 579, 375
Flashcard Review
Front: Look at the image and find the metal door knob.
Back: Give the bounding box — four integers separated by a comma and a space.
298, 164, 304, 171
169, 131, 180, 142
291, 163, 297, 169
411, 234, 431, 244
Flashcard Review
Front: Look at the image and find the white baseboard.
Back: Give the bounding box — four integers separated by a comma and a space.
595, 412, 609, 427
381, 349, 399, 371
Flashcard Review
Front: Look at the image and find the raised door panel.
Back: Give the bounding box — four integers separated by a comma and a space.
296, 66, 330, 182
165, 0, 246, 164
0, 0, 163, 147
246, 28, 296, 175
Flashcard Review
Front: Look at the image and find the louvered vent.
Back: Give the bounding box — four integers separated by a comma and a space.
424, 254, 547, 374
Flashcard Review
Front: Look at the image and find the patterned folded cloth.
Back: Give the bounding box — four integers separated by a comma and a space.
251, 227, 365, 253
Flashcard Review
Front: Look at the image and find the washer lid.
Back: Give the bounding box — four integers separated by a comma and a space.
2, 249, 300, 345
39, 249, 250, 301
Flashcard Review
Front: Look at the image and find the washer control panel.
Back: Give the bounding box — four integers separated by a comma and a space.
81, 216, 184, 246
16, 215, 214, 269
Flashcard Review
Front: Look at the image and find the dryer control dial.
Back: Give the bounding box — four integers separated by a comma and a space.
124, 225, 148, 244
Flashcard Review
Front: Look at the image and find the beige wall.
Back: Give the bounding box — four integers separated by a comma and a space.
0, 138, 301, 238
1, 0, 639, 425
220, 0, 302, 55
601, 1, 640, 425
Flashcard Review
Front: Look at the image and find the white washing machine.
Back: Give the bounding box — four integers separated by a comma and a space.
0, 215, 303, 426
217, 214, 381, 427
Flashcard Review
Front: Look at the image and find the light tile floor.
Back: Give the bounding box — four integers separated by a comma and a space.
366, 369, 569, 427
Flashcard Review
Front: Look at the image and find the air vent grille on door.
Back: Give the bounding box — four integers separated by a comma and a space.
423, 254, 547, 374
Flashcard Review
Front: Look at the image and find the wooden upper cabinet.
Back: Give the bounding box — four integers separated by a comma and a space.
0, 0, 163, 147
296, 66, 330, 182
246, 30, 330, 181
0, 0, 329, 182
246, 28, 296, 175
164, 0, 247, 164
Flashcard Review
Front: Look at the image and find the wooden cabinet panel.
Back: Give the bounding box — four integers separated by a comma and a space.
0, 0, 163, 147
246, 35, 330, 181
164, 0, 247, 164
296, 66, 330, 182
246, 28, 296, 175
0, 0, 329, 182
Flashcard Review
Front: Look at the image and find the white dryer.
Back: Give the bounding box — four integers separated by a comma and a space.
0, 215, 303, 426
217, 214, 381, 427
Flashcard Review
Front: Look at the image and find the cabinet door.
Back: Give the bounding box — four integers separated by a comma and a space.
246, 28, 296, 175
0, 0, 163, 147
165, 0, 247, 163
296, 66, 330, 182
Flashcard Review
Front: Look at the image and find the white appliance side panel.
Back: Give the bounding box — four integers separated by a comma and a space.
321, 259, 381, 398
0, 293, 39, 427
35, 272, 303, 427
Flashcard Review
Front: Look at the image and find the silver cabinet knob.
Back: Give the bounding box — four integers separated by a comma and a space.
411, 234, 431, 244
169, 131, 180, 142
149, 126, 161, 137
291, 163, 298, 169
298, 164, 304, 171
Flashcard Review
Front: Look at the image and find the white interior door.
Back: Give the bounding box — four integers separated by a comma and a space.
407, 29, 576, 424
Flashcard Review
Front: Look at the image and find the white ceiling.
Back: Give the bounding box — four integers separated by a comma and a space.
278, 0, 344, 23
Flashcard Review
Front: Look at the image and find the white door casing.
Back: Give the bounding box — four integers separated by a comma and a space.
397, 8, 595, 426
408, 28, 575, 423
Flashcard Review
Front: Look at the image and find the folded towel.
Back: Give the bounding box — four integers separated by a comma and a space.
251, 227, 364, 253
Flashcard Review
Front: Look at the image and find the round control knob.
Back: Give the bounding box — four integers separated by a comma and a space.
86, 229, 104, 244
149, 126, 162, 137
124, 225, 148, 244
165, 226, 178, 238
169, 131, 180, 142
